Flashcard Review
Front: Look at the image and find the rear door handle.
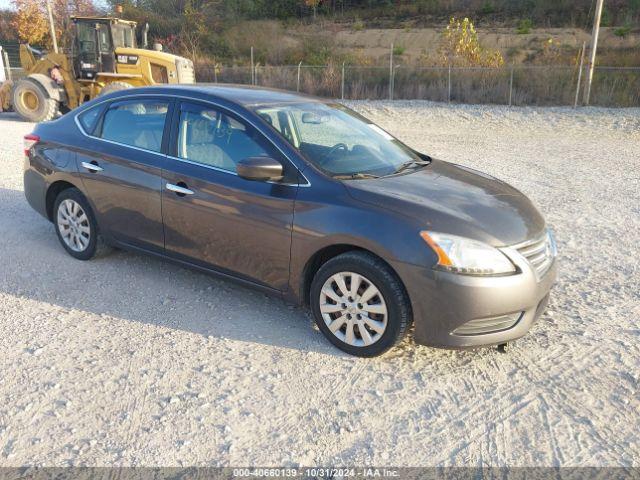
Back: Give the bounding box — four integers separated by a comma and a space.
81, 161, 103, 172
166, 182, 194, 196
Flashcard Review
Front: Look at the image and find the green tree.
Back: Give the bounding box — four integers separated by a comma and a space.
440, 16, 504, 67
180, 0, 207, 60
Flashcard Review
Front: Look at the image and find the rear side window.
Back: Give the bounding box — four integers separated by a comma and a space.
77, 105, 103, 135
99, 100, 169, 152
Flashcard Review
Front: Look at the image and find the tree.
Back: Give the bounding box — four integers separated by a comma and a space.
179, 0, 207, 61
0, 11, 18, 42
11, 0, 95, 48
440, 17, 504, 68
11, 0, 49, 45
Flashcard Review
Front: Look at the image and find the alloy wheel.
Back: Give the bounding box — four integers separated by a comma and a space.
57, 199, 91, 252
319, 271, 388, 347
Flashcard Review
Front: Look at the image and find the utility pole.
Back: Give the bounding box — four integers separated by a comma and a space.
574, 41, 586, 108
45, 0, 58, 53
584, 0, 604, 106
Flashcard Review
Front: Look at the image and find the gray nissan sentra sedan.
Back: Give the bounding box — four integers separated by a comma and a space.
23, 85, 557, 357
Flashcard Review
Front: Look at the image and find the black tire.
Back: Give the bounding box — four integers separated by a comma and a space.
98, 81, 133, 96
53, 188, 109, 261
12, 78, 59, 122
310, 251, 412, 357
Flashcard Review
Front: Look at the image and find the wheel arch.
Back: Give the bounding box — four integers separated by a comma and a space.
25, 74, 67, 103
300, 243, 406, 307
45, 180, 80, 221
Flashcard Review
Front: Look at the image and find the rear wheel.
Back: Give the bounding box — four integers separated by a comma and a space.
98, 81, 134, 96
310, 251, 412, 357
53, 188, 109, 260
12, 78, 59, 122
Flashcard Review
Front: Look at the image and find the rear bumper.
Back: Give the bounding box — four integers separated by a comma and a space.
24, 158, 49, 219
391, 256, 557, 349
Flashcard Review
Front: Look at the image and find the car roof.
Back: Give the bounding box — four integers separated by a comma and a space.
115, 84, 326, 109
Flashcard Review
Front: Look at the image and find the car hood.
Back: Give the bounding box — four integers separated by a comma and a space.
344, 159, 545, 246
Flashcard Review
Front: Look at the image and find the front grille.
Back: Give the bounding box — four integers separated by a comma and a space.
453, 312, 523, 336
176, 58, 195, 84
515, 232, 554, 279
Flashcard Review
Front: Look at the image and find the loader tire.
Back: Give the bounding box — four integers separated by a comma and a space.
98, 81, 134, 96
12, 78, 59, 123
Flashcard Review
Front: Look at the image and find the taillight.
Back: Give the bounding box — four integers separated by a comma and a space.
24, 134, 40, 157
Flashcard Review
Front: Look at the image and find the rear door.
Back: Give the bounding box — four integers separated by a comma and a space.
161, 100, 299, 291
76, 97, 171, 252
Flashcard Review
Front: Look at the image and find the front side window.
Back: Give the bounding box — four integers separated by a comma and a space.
176, 103, 277, 174
100, 100, 169, 152
255, 103, 425, 178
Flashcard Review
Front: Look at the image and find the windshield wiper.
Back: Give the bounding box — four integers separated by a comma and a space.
333, 172, 381, 180
393, 159, 431, 175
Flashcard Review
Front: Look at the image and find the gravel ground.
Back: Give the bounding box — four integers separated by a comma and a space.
0, 102, 639, 467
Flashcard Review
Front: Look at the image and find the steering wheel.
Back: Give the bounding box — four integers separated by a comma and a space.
319, 143, 348, 166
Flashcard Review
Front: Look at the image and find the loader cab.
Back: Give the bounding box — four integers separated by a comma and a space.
72, 17, 137, 80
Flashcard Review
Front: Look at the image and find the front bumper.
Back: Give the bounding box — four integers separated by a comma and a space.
391, 254, 557, 349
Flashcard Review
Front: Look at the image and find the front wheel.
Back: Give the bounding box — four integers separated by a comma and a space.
310, 251, 412, 357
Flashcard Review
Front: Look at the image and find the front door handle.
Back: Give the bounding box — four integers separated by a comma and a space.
166, 182, 194, 196
81, 161, 103, 173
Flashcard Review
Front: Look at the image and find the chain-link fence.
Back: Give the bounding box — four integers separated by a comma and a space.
3, 55, 638, 107
196, 63, 640, 108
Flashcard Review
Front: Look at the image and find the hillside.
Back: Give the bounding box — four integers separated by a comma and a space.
334, 26, 640, 64
1, 0, 638, 67
213, 19, 640, 67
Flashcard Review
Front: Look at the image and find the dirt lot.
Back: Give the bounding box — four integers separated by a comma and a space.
0, 102, 639, 467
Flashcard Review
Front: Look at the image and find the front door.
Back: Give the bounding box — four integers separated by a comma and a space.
161, 101, 299, 291
77, 97, 170, 252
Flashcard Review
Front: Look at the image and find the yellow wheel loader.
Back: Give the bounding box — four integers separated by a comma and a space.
9, 16, 195, 122
0, 45, 12, 112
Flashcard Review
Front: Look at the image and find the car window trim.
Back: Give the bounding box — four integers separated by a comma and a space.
73, 93, 310, 187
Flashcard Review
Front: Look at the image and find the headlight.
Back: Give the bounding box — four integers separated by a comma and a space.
420, 231, 516, 275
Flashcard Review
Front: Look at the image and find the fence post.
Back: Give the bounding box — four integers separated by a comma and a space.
574, 41, 586, 108
250, 47, 254, 85
341, 62, 345, 100
389, 43, 394, 100
213, 63, 218, 83
447, 63, 451, 104
508, 66, 514, 106
297, 61, 302, 92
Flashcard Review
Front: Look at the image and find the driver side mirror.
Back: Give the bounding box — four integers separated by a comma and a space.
237, 156, 284, 182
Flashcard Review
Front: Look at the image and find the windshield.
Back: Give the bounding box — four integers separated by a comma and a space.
112, 23, 136, 48
254, 103, 426, 178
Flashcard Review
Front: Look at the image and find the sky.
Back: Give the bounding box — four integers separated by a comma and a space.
0, 0, 109, 10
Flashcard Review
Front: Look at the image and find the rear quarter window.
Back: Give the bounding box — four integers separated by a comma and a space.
77, 105, 103, 135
